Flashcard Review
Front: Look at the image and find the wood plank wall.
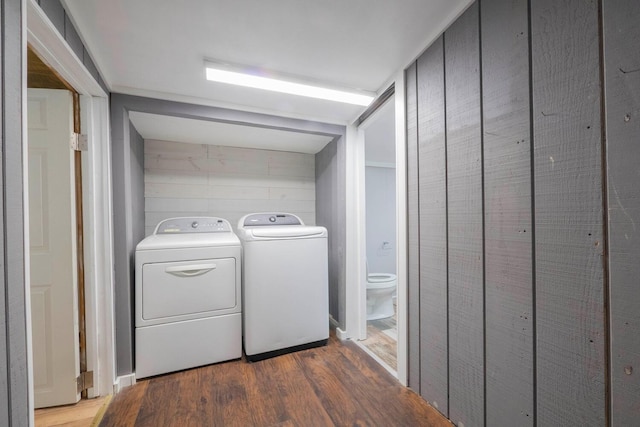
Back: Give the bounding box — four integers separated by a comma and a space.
406, 0, 639, 425
603, 1, 640, 425
144, 139, 316, 234
481, 0, 533, 425
417, 35, 449, 417
531, 1, 605, 425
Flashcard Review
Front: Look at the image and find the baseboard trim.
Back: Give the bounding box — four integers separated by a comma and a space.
336, 327, 348, 340
113, 373, 136, 394
329, 315, 348, 341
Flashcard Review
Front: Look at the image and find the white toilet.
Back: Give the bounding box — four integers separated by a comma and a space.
366, 273, 397, 320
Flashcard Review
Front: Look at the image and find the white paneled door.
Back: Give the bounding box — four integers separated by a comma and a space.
28, 89, 80, 408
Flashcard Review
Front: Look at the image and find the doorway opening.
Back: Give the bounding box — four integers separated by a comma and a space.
27, 45, 88, 411
26, 5, 115, 420
355, 93, 399, 374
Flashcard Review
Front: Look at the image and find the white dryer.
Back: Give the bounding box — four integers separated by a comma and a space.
237, 213, 329, 361
135, 217, 241, 378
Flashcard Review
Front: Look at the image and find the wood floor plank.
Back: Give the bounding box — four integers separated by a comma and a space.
203, 360, 253, 426
34, 396, 109, 427
99, 333, 450, 427
335, 341, 445, 426
99, 381, 148, 427
254, 353, 334, 426
295, 347, 377, 426
240, 360, 284, 426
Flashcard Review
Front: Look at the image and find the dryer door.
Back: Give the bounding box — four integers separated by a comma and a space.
141, 258, 236, 321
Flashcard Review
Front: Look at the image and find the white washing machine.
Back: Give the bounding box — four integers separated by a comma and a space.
237, 213, 329, 361
135, 217, 241, 378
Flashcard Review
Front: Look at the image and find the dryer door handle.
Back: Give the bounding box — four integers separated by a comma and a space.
165, 263, 217, 277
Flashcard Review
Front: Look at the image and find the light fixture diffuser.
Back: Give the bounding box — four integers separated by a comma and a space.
205, 61, 374, 106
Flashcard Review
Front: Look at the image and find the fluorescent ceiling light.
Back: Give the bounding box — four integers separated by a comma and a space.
205, 61, 374, 106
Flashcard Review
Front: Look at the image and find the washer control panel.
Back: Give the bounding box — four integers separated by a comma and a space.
242, 213, 303, 227
155, 217, 231, 234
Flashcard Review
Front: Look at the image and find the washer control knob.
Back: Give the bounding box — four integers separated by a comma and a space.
191, 221, 199, 229
269, 216, 276, 223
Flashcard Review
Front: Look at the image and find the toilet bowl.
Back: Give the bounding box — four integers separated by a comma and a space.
366, 273, 397, 320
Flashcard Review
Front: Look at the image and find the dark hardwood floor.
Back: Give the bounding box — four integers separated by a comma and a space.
100, 332, 450, 427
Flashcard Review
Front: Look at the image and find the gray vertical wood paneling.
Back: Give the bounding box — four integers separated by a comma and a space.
0, 1, 9, 420
38, 0, 65, 36
2, 0, 29, 424
335, 132, 347, 330
531, 1, 606, 425
406, 1, 640, 425
603, 0, 640, 424
109, 99, 135, 374
405, 62, 421, 393
444, 3, 484, 426
480, 0, 534, 425
316, 139, 340, 324
38, 0, 109, 94
416, 36, 449, 416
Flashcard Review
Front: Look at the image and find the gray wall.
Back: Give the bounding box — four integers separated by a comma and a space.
406, 0, 639, 425
37, 0, 108, 93
1, 0, 29, 424
315, 139, 343, 326
603, 1, 640, 425
365, 166, 396, 274
111, 94, 346, 374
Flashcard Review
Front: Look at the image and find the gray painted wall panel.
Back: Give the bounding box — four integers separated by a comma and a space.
603, 0, 640, 424
444, 4, 484, 426
315, 139, 340, 324
335, 129, 347, 328
38, 0, 109, 94
2, 0, 29, 424
130, 124, 145, 250
82, 48, 108, 94
39, 0, 64, 36
64, 14, 83, 61
405, 62, 420, 392
416, 36, 448, 416
315, 133, 346, 328
110, 98, 135, 373
1, 1, 10, 420
480, 0, 534, 425
531, 1, 606, 425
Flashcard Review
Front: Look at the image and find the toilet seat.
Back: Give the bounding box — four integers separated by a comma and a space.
367, 273, 397, 289
367, 273, 396, 283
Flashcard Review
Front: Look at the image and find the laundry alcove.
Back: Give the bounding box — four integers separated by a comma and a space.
110, 94, 347, 377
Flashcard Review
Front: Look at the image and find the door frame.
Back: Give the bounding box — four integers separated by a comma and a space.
25, 0, 115, 413
345, 71, 408, 385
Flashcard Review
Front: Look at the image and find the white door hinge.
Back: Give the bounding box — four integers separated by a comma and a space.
71, 133, 88, 151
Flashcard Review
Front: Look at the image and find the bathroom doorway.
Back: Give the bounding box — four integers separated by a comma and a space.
358, 96, 398, 373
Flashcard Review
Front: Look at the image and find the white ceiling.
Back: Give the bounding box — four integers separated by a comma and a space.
129, 112, 334, 154
63, 0, 470, 152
